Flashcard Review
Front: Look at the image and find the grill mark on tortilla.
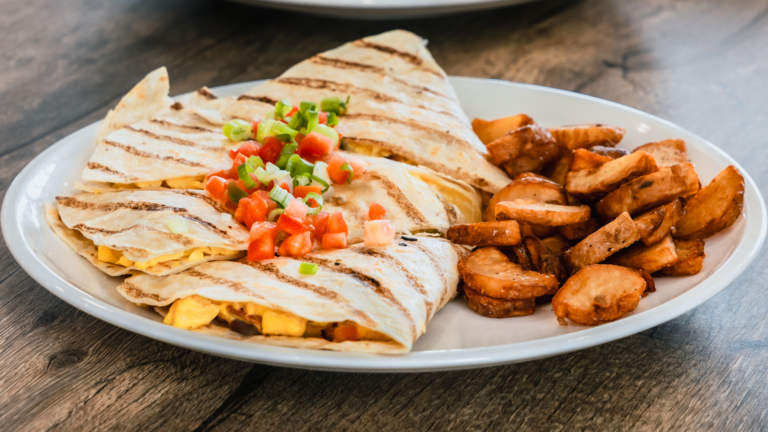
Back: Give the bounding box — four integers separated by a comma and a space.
170, 102, 184, 110
179, 215, 238, 242
85, 162, 138, 181
352, 40, 445, 78
126, 126, 223, 150
357, 171, 429, 225
196, 88, 217, 100
72, 223, 195, 246
186, 268, 263, 299
343, 113, 475, 151
301, 256, 417, 340
167, 190, 228, 213
120, 282, 168, 303
441, 200, 460, 225
274, 77, 398, 103
238, 95, 279, 105
102, 139, 208, 168
409, 240, 452, 309
150, 119, 219, 134
56, 196, 186, 213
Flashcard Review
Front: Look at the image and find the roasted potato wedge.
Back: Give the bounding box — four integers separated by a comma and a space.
510, 244, 534, 271
540, 235, 570, 257
447, 221, 521, 247
541, 150, 574, 186
675, 165, 745, 240
566, 150, 659, 201
496, 199, 591, 227
596, 163, 699, 219
492, 125, 562, 177
607, 234, 679, 273
553, 264, 645, 326
558, 218, 599, 240
485, 174, 567, 221
458, 247, 559, 299
464, 287, 535, 318
588, 145, 629, 159
569, 148, 612, 171
549, 124, 626, 150
524, 236, 567, 283
472, 114, 534, 145
633, 139, 689, 167
659, 239, 705, 276
563, 212, 640, 273
637, 269, 656, 294
633, 199, 683, 246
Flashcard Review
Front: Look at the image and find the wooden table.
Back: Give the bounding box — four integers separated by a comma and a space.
2, 0, 767, 429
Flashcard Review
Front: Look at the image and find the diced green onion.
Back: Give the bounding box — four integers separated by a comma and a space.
286, 154, 314, 178
275, 142, 299, 169
166, 218, 188, 234
275, 133, 293, 142
299, 262, 318, 275
293, 174, 311, 187
274, 99, 293, 120
237, 163, 257, 189
299, 101, 317, 115
223, 119, 253, 141
227, 181, 248, 204
327, 112, 339, 127
312, 162, 332, 193
269, 184, 294, 209
287, 111, 304, 130
254, 166, 289, 186
320, 97, 342, 114
267, 208, 284, 222
247, 155, 264, 170
302, 192, 323, 216
256, 119, 298, 143
311, 124, 340, 147
263, 109, 276, 120
340, 162, 354, 184
306, 110, 319, 134
265, 163, 280, 174
311, 175, 330, 193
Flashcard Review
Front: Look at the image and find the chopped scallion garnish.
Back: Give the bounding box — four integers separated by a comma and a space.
274, 99, 293, 120
256, 119, 298, 144
227, 181, 248, 204
247, 155, 264, 170
287, 111, 304, 130
299, 101, 317, 115
286, 154, 314, 178
293, 174, 312, 187
237, 163, 257, 189
222, 119, 253, 141
340, 162, 354, 184
327, 112, 339, 127
275, 142, 299, 169
302, 192, 323, 216
299, 262, 318, 275
269, 185, 294, 209
306, 110, 319, 134
267, 208, 284, 222
311, 124, 339, 147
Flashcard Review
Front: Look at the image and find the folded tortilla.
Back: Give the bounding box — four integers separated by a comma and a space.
47, 189, 250, 276
118, 236, 466, 353
222, 30, 511, 194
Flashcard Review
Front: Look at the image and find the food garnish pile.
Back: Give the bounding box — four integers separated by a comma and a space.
451, 115, 745, 325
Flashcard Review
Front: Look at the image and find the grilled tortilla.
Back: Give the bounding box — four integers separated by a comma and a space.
118, 236, 466, 353
47, 189, 250, 276
222, 30, 511, 194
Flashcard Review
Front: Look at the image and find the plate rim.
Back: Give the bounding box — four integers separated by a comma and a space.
3, 77, 765, 372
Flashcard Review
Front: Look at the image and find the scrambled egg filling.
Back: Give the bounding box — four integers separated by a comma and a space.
107, 175, 206, 190
408, 172, 482, 223
98, 246, 239, 269
162, 295, 391, 341
344, 141, 418, 166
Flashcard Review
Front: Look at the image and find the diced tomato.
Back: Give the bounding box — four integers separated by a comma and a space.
255, 190, 277, 215
234, 198, 250, 223
250, 221, 278, 242
252, 119, 260, 138
285, 107, 299, 117
298, 132, 334, 161
326, 211, 348, 236
368, 202, 386, 221
231, 153, 248, 174
278, 183, 291, 193
206, 169, 227, 181
278, 231, 313, 258
318, 112, 328, 125
284, 198, 309, 221
204, 176, 227, 200
364, 220, 395, 247
259, 137, 283, 164
229, 148, 238, 160
248, 235, 275, 261
323, 325, 359, 342
294, 133, 305, 144
293, 185, 322, 202
233, 141, 260, 159
308, 212, 329, 242
348, 158, 368, 177
327, 154, 351, 184
322, 232, 347, 249
276, 214, 306, 236
242, 194, 268, 228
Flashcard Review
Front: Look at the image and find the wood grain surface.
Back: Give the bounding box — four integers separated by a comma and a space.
2, 0, 768, 430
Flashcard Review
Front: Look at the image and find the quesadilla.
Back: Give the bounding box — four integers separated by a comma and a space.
118, 236, 466, 353
47, 189, 250, 276
221, 30, 511, 194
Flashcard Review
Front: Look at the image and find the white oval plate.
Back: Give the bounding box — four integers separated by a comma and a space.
3, 78, 765, 372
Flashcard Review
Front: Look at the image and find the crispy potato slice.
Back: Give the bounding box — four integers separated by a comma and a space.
637, 269, 656, 294
541, 150, 573, 186
524, 236, 567, 283
675, 165, 745, 240
464, 287, 535, 318
458, 247, 559, 299
588, 145, 629, 159
633, 139, 689, 167
569, 148, 612, 171
566, 151, 659, 201
552, 264, 645, 326
496, 199, 591, 227
510, 244, 534, 271
563, 212, 640, 273
540, 235, 570, 257
634, 199, 683, 246
596, 163, 699, 219
447, 221, 521, 247
607, 234, 680, 273
549, 124, 626, 150
658, 239, 705, 276
472, 114, 534, 145
558, 218, 599, 240
489, 125, 562, 177
485, 174, 567, 221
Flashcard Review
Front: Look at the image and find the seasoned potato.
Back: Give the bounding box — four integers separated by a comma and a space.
541, 150, 574, 186
510, 244, 534, 270
563, 212, 640, 273
566, 150, 659, 201
659, 239, 705, 276
472, 114, 534, 144
447, 221, 521, 247
558, 218, 599, 240
636, 269, 656, 294
540, 234, 570, 257
492, 125, 562, 177
552, 264, 645, 326
675, 165, 745, 240
458, 247, 559, 299
549, 124, 626, 150
633, 199, 683, 246
596, 163, 699, 219
588, 145, 630, 159
633, 139, 689, 167
496, 199, 591, 227
569, 148, 612, 171
464, 287, 535, 318
524, 236, 567, 283
485, 174, 567, 221
607, 234, 680, 273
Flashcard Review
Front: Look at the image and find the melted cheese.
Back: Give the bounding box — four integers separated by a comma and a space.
96, 245, 239, 270
408, 171, 483, 223
108, 175, 205, 190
